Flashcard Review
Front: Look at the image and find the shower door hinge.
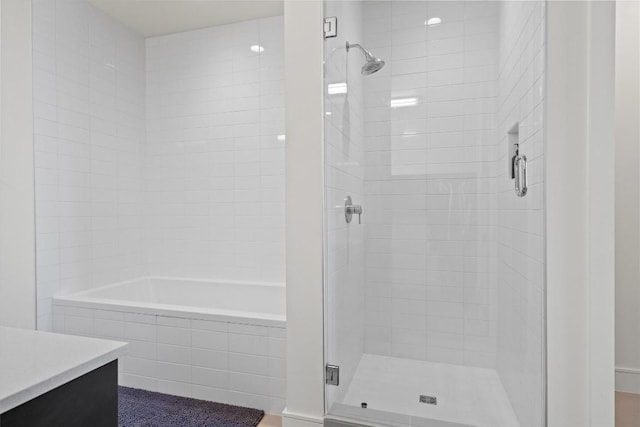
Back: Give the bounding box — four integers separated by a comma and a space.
326, 364, 340, 386
324, 17, 338, 39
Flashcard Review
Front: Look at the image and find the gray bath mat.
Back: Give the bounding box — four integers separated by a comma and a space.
118, 386, 264, 427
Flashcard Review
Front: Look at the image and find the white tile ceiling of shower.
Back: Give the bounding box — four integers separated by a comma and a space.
361, 1, 500, 368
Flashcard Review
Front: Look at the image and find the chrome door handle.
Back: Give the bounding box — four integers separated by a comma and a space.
514, 154, 528, 197
345, 195, 363, 224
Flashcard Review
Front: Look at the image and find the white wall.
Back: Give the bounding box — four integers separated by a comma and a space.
615, 0, 640, 394
546, 1, 615, 426
283, 1, 325, 425
496, 2, 545, 425
144, 16, 285, 283
586, 3, 615, 424
32, 0, 146, 330
0, 0, 36, 329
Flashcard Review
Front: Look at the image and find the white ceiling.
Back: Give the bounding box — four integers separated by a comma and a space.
88, 0, 284, 37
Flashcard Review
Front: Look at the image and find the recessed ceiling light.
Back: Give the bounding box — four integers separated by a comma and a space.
250, 45, 264, 53
277, 134, 286, 142
325, 111, 332, 116
390, 97, 418, 108
426, 17, 442, 26
327, 82, 348, 95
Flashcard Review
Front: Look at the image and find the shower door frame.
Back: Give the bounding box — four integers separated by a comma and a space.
321, 1, 548, 426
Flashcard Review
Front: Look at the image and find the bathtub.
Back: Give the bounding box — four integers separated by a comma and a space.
52, 277, 286, 414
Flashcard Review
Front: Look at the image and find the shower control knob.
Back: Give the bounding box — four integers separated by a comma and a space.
352, 205, 363, 224
345, 195, 363, 224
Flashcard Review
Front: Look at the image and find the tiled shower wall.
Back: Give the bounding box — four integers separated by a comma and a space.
144, 17, 285, 282
33, 1, 286, 330
356, 1, 545, 424
361, 1, 499, 367
496, 2, 545, 426
33, 0, 146, 330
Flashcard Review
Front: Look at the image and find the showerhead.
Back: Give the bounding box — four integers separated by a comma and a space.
346, 41, 385, 75
361, 56, 385, 75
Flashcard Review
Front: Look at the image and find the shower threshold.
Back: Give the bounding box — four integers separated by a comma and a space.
329, 354, 520, 427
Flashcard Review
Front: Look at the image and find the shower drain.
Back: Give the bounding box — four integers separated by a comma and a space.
419, 395, 437, 405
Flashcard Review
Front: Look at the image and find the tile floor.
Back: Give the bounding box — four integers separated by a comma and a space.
617, 392, 640, 427
262, 392, 638, 426
258, 414, 282, 427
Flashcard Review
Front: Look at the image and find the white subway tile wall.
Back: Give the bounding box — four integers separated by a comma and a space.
361, 1, 500, 367
350, 1, 545, 425
496, 2, 545, 426
144, 17, 285, 282
33, 1, 286, 330
33, 0, 146, 331
52, 304, 286, 413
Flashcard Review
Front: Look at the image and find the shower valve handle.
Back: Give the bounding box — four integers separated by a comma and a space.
345, 196, 363, 224
347, 205, 363, 224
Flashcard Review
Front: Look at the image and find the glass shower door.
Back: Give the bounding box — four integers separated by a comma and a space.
323, 1, 546, 426
323, 0, 368, 420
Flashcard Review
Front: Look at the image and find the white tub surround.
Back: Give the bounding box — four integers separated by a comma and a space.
0, 326, 127, 413
52, 277, 286, 414
55, 277, 286, 326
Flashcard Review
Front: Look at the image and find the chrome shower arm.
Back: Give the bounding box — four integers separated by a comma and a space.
346, 42, 367, 57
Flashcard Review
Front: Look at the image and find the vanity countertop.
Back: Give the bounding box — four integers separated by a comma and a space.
0, 326, 127, 413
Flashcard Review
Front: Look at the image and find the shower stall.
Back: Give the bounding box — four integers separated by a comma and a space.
323, 1, 545, 426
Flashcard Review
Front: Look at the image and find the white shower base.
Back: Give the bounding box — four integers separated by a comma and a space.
331, 354, 520, 427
